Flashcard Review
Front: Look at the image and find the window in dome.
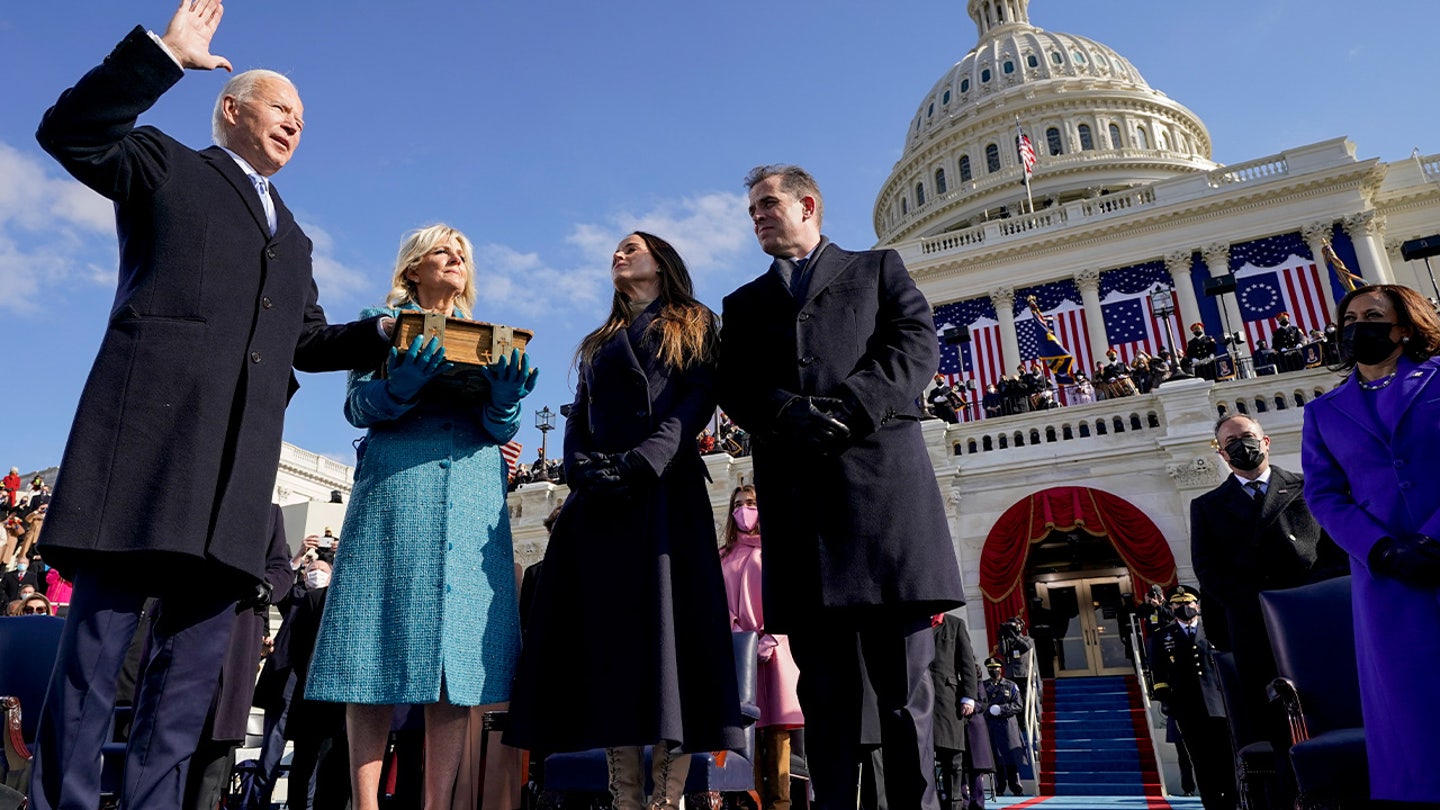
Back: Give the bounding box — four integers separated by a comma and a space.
928, 103, 934, 118
1046, 126, 1064, 156
959, 155, 973, 182
943, 89, 951, 105
1003, 60, 1015, 75
1095, 52, 1109, 67
1157, 131, 1167, 150
1136, 126, 1149, 150
935, 168, 948, 195
1073, 50, 1087, 64
985, 143, 1000, 173
1050, 51, 1063, 65
901, 197, 908, 216
961, 78, 970, 93
916, 183, 926, 206
1108, 123, 1122, 149
1078, 123, 1094, 151
981, 68, 992, 83
1027, 54, 1039, 69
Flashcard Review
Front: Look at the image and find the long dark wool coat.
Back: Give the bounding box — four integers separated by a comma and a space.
34, 28, 386, 592
717, 239, 965, 631
504, 303, 743, 754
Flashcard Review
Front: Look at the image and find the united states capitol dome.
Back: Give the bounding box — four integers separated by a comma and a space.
874, 0, 1217, 244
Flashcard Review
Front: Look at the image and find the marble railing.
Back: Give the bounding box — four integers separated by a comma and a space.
944, 368, 1335, 458
1205, 155, 1288, 188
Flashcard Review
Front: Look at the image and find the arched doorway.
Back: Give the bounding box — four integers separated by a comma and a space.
979, 486, 1178, 677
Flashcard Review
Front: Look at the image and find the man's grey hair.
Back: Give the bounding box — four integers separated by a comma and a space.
212, 69, 297, 146
1214, 411, 1265, 438
743, 164, 824, 224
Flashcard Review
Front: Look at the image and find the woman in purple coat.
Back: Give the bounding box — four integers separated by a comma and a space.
1300, 284, 1440, 804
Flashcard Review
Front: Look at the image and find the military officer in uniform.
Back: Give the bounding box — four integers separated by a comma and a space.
1147, 587, 1236, 810
1271, 312, 1304, 371
1185, 323, 1218, 380
981, 657, 1026, 797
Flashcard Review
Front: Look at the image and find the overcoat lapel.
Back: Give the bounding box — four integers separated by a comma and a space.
1382, 358, 1437, 440
1323, 376, 1386, 443
800, 239, 860, 308
1258, 468, 1300, 526
201, 146, 274, 238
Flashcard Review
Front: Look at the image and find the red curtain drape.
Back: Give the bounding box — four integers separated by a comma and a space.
978, 486, 1178, 651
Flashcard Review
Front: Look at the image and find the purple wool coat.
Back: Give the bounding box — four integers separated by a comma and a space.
1301, 355, 1440, 802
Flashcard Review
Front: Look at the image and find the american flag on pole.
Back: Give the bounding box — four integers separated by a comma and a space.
1016, 122, 1036, 183
1098, 261, 1183, 364
500, 440, 523, 478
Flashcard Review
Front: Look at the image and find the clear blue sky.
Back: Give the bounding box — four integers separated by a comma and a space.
3, 1, 1438, 474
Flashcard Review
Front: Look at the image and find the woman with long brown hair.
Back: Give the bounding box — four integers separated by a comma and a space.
505, 232, 742, 810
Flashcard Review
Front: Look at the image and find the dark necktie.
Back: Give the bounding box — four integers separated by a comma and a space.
789, 257, 810, 297
1245, 480, 1265, 500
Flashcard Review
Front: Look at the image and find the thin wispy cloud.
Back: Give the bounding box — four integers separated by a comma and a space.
0, 141, 115, 312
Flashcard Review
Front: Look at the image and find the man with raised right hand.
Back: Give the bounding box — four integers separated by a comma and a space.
31, 3, 390, 808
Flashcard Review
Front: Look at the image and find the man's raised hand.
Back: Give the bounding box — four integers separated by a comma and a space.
160, 0, 233, 72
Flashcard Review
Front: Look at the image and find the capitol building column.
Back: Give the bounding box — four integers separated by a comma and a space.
1074, 268, 1111, 361
1164, 250, 1203, 331
1343, 210, 1396, 285
991, 286, 1022, 372
1202, 243, 1250, 361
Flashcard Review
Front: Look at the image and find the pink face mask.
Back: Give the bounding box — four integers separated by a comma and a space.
732, 504, 759, 534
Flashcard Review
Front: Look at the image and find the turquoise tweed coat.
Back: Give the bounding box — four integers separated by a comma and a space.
307, 305, 521, 706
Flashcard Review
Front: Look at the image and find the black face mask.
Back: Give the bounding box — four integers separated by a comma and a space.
1224, 437, 1265, 472
1340, 322, 1401, 366
1174, 604, 1199, 621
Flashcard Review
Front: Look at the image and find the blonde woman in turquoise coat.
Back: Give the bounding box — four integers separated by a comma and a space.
307, 224, 538, 810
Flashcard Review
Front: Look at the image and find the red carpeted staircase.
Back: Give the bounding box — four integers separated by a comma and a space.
1038, 675, 1162, 796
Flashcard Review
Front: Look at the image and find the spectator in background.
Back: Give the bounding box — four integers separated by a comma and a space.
306, 224, 534, 810
982, 657, 1026, 797
3, 468, 20, 510
1071, 371, 1095, 405
930, 615, 978, 810
698, 429, 719, 454
1301, 283, 1440, 805
286, 558, 348, 810
720, 485, 803, 810
2, 515, 25, 570
1, 554, 40, 603
21, 591, 54, 616
1250, 339, 1278, 375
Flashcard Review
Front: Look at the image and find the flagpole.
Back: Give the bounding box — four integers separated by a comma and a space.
1016, 116, 1035, 216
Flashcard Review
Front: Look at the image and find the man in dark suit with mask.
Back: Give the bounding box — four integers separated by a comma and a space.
719, 164, 964, 810
1190, 413, 1344, 808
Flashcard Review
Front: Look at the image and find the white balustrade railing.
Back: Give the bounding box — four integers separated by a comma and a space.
1206, 155, 1288, 187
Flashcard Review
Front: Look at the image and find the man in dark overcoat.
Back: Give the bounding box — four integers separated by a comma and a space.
930, 615, 978, 810
1190, 413, 1344, 808
30, 5, 389, 808
980, 658, 1025, 797
718, 164, 964, 810
1147, 588, 1236, 810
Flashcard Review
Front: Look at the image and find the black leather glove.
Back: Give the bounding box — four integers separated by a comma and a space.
775, 396, 851, 453
1369, 534, 1440, 587
577, 451, 655, 496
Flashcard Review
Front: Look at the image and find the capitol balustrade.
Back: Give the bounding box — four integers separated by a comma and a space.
942, 368, 1335, 459
1205, 154, 1288, 188
917, 185, 1158, 255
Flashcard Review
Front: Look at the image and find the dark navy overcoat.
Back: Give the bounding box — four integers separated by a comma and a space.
34, 29, 386, 591
717, 239, 964, 632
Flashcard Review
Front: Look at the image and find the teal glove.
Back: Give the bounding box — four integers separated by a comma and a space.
480, 348, 539, 409
386, 336, 449, 402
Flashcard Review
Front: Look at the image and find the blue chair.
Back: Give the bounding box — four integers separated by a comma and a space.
543, 631, 761, 808
1260, 576, 1367, 808
0, 615, 65, 792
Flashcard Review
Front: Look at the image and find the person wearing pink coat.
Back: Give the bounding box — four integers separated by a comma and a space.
44, 568, 73, 610
720, 485, 804, 810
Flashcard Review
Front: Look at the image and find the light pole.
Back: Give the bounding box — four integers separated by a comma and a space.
535, 405, 555, 462
1149, 283, 1190, 383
